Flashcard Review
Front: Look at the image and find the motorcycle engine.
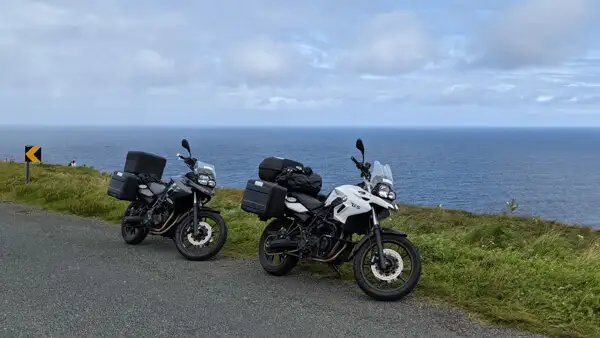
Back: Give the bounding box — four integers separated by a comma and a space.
308, 221, 338, 258
150, 204, 173, 228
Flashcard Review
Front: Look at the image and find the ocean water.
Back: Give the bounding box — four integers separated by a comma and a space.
1, 126, 599, 228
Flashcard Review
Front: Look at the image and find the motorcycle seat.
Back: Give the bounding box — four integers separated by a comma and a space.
289, 192, 324, 211
148, 182, 166, 195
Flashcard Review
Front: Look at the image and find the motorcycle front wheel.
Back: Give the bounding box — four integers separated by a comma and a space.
352, 233, 422, 301
173, 210, 228, 261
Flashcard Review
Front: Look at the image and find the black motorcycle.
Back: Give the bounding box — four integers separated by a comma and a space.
107, 138, 227, 261
241, 138, 422, 301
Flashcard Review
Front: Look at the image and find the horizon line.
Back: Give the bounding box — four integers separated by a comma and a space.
2, 124, 600, 129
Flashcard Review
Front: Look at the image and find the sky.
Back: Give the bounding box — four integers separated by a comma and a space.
1, 0, 599, 127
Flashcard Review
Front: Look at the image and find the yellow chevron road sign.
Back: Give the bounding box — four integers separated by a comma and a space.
25, 145, 42, 163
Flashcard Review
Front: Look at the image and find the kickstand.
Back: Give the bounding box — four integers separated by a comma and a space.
331, 264, 343, 279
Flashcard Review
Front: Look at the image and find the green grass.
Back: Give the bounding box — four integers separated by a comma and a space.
1, 162, 599, 338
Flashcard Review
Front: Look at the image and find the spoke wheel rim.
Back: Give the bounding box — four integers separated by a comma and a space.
122, 203, 146, 237
181, 216, 220, 252
360, 240, 414, 292
263, 232, 288, 265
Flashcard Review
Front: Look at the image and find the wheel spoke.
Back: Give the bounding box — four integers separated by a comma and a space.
359, 238, 417, 293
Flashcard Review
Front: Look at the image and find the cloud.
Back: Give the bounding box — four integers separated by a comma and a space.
211, 84, 343, 113
1, 0, 600, 126
6, 1, 71, 28
129, 49, 178, 86
221, 35, 308, 86
344, 11, 433, 76
475, 0, 596, 69
249, 96, 341, 111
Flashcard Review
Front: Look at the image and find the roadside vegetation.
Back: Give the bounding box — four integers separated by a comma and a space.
1, 162, 598, 338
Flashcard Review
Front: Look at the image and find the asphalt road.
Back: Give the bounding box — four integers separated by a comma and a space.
0, 203, 543, 338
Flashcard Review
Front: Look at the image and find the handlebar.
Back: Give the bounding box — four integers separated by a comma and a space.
350, 156, 371, 181
177, 153, 196, 169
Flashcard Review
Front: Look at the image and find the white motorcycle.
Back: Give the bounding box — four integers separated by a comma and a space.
241, 138, 422, 301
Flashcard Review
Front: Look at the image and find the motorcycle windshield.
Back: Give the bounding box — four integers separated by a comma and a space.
194, 160, 217, 180
370, 161, 394, 189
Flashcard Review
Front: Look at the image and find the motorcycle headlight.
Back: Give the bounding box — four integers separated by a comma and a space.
376, 184, 396, 201
197, 174, 216, 188
388, 191, 396, 200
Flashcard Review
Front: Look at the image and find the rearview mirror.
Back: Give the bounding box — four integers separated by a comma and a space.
355, 138, 365, 160
181, 139, 191, 154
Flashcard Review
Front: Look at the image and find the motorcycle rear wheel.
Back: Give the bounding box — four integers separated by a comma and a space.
352, 233, 422, 301
258, 219, 299, 276
120, 201, 149, 245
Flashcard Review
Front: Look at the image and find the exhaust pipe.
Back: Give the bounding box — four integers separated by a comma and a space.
266, 238, 299, 251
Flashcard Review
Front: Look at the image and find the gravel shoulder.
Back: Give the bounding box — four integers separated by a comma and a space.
0, 202, 543, 338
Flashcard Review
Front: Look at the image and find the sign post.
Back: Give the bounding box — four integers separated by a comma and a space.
24, 145, 42, 183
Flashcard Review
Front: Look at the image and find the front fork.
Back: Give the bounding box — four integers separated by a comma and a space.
193, 191, 199, 237
371, 208, 389, 270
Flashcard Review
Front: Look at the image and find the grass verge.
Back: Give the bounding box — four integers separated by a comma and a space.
1, 162, 599, 338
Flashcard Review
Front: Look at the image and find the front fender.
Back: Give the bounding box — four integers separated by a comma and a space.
370, 194, 398, 211
349, 228, 407, 260
198, 205, 221, 214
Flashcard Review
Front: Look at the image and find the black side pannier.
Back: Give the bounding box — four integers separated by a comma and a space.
258, 157, 304, 182
107, 171, 140, 201
124, 151, 167, 180
241, 179, 287, 220
275, 168, 322, 197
